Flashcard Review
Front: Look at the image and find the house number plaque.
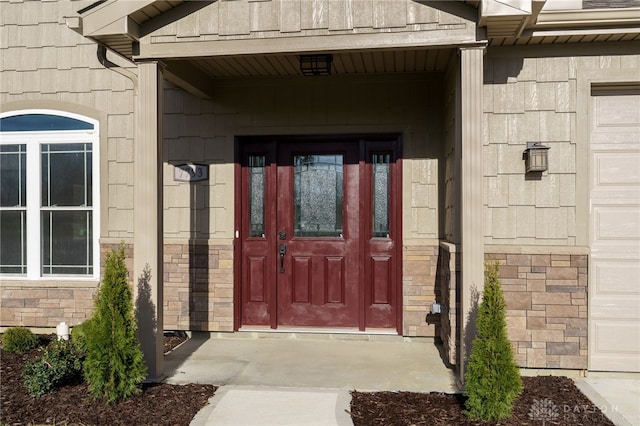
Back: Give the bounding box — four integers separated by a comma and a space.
174, 163, 208, 182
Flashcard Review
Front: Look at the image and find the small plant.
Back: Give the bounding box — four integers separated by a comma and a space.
83, 244, 147, 404
464, 261, 522, 421
70, 319, 92, 356
22, 339, 84, 397
2, 327, 38, 354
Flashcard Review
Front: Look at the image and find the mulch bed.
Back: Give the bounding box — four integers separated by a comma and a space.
2, 334, 614, 426
350, 375, 615, 425
1, 334, 215, 426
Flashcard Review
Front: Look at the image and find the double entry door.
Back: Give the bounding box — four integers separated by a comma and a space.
238, 135, 401, 331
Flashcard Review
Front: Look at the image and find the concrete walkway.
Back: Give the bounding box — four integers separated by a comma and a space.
575, 377, 640, 426
164, 331, 457, 425
164, 332, 639, 426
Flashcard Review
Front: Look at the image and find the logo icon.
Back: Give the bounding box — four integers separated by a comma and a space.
528, 398, 560, 425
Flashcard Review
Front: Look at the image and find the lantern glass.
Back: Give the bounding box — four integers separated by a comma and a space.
525, 143, 549, 173
299, 54, 332, 76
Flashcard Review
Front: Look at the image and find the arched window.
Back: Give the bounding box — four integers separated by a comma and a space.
0, 110, 99, 279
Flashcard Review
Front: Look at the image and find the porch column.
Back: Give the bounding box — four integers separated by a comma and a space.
134, 61, 164, 382
457, 46, 484, 385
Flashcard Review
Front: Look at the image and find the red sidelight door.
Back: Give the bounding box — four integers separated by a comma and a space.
238, 136, 401, 331
276, 142, 360, 327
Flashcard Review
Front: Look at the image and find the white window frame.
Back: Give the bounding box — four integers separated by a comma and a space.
0, 109, 100, 280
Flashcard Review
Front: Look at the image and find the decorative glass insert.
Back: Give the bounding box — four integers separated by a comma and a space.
248, 155, 266, 237
372, 153, 391, 238
0, 145, 27, 273
41, 143, 93, 275
0, 114, 94, 132
294, 154, 343, 237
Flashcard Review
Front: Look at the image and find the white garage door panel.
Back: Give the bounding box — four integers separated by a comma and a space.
593, 152, 640, 186
593, 260, 640, 295
592, 95, 640, 128
592, 206, 640, 241
589, 91, 640, 373
593, 321, 640, 352
591, 322, 640, 373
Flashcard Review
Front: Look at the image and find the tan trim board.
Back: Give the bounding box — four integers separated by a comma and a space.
535, 8, 640, 29
484, 245, 590, 255
136, 31, 486, 60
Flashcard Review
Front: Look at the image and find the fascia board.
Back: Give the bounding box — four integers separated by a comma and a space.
80, 0, 157, 37
535, 8, 640, 28
135, 31, 486, 61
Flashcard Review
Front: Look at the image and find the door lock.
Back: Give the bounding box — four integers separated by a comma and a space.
279, 244, 287, 273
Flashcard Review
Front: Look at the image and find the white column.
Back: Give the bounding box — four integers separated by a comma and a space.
457, 46, 484, 385
134, 61, 164, 382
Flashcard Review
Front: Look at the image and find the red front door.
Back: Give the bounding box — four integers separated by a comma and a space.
237, 135, 401, 331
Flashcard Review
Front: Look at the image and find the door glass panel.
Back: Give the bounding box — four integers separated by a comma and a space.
294, 155, 343, 237
248, 155, 266, 237
372, 153, 390, 237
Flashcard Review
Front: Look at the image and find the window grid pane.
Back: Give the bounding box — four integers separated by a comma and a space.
0, 144, 26, 207
372, 153, 391, 238
0, 210, 27, 274
248, 155, 266, 237
41, 210, 93, 275
294, 155, 343, 237
0, 144, 27, 274
41, 143, 92, 207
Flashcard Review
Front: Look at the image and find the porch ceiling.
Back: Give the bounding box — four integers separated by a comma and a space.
173, 48, 455, 79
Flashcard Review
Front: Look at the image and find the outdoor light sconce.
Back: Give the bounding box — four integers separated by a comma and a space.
299, 54, 333, 76
524, 142, 550, 173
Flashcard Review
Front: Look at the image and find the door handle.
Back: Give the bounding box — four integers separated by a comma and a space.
279, 244, 287, 273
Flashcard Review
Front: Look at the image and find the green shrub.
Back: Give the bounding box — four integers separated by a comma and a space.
2, 327, 38, 354
22, 339, 84, 397
83, 244, 147, 404
70, 319, 92, 356
464, 261, 522, 421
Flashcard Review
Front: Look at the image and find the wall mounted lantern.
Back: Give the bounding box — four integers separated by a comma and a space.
524, 142, 550, 173
299, 54, 333, 76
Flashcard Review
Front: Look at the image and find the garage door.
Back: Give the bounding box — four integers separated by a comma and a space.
589, 90, 640, 372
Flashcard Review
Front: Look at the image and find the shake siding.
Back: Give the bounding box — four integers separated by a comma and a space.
145, 0, 475, 43
1, 0, 135, 327
483, 51, 638, 245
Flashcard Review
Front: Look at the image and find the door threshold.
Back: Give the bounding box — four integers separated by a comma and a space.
235, 326, 400, 341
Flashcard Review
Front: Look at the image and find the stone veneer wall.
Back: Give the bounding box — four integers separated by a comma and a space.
488, 251, 588, 370
0, 284, 95, 328
437, 242, 458, 366
402, 244, 439, 337
163, 242, 234, 332
0, 244, 130, 328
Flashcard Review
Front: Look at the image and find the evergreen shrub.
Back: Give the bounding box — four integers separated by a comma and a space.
22, 339, 83, 397
83, 244, 147, 404
70, 319, 92, 356
464, 261, 522, 421
2, 327, 38, 354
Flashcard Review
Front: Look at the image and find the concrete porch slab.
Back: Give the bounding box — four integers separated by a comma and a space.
163, 332, 458, 393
